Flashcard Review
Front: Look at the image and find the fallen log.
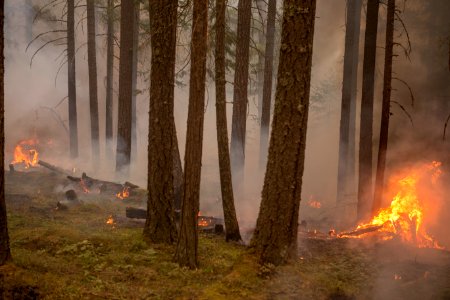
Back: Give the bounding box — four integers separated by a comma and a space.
338, 224, 385, 237
126, 207, 147, 219
38, 160, 70, 175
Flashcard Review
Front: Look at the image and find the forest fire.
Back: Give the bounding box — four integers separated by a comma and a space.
116, 186, 130, 199
308, 198, 322, 209
11, 139, 39, 168
106, 215, 115, 226
340, 161, 444, 249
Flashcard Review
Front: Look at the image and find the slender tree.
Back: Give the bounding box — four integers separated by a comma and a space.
67, 0, 78, 158
215, 0, 242, 242
87, 0, 100, 161
357, 0, 379, 221
0, 0, 11, 265
373, 0, 395, 215
143, 0, 178, 244
116, 0, 135, 172
251, 0, 317, 265
259, 0, 276, 169
255, 0, 266, 122
175, 0, 208, 269
131, 0, 140, 162
336, 0, 362, 207
230, 0, 252, 194
173, 125, 184, 211
105, 0, 114, 159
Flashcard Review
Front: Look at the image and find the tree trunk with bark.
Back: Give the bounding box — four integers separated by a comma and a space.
131, 1, 140, 162
259, 0, 276, 170
67, 0, 78, 158
336, 0, 362, 207
215, 0, 242, 242
251, 0, 316, 266
105, 0, 114, 160
143, 0, 178, 244
116, 0, 135, 173
373, 0, 395, 215
87, 0, 100, 161
256, 0, 266, 122
175, 0, 208, 269
0, 1, 11, 265
357, 0, 379, 222
230, 0, 252, 195
173, 124, 183, 211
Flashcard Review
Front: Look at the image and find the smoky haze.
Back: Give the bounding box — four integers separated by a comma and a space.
4, 0, 450, 246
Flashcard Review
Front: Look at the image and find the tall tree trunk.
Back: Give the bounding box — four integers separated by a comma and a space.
87, 0, 100, 161
336, 0, 362, 207
215, 0, 242, 242
67, 0, 78, 158
105, 0, 114, 160
143, 0, 178, 244
175, 0, 208, 269
255, 0, 266, 122
116, 0, 135, 173
230, 0, 252, 195
258, 0, 276, 170
131, 1, 140, 162
251, 0, 316, 266
373, 0, 395, 215
357, 0, 379, 222
0, 1, 11, 265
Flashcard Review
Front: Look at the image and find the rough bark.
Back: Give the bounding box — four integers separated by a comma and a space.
256, 0, 266, 122
215, 0, 242, 242
143, 0, 178, 244
105, 0, 114, 159
251, 0, 316, 266
357, 0, 379, 222
0, 1, 11, 265
373, 0, 395, 215
175, 0, 208, 269
336, 0, 362, 206
131, 1, 140, 162
230, 0, 252, 195
173, 124, 183, 211
67, 0, 78, 158
259, 0, 276, 170
87, 0, 100, 161
116, 0, 135, 173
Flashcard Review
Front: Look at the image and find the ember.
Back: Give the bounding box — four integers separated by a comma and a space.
342, 161, 444, 249
106, 215, 115, 225
11, 139, 39, 168
308, 198, 322, 209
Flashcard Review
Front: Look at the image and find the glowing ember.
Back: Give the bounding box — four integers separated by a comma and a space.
106, 215, 115, 225
198, 217, 211, 227
11, 139, 39, 168
351, 161, 444, 249
80, 179, 90, 194
308, 199, 322, 209
116, 186, 130, 199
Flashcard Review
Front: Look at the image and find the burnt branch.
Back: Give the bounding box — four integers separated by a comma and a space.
30, 37, 67, 67
391, 100, 414, 127
443, 113, 450, 140
26, 30, 67, 52
39, 106, 69, 135
392, 77, 415, 107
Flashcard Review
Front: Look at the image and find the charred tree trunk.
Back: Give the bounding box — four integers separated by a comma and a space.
131, 1, 140, 162
259, 0, 276, 170
256, 0, 266, 122
373, 0, 395, 215
0, 1, 11, 265
87, 0, 100, 161
105, 0, 114, 160
336, 0, 362, 207
175, 0, 208, 269
357, 0, 379, 222
251, 0, 316, 266
215, 0, 242, 242
67, 0, 78, 158
116, 0, 135, 173
143, 0, 178, 244
230, 0, 252, 195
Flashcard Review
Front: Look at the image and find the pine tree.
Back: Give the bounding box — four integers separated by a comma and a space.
105, 0, 114, 159
67, 0, 78, 158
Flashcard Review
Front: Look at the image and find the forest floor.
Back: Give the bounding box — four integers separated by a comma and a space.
1, 170, 450, 299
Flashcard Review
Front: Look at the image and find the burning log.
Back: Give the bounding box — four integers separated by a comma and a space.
65, 190, 78, 201
338, 224, 385, 237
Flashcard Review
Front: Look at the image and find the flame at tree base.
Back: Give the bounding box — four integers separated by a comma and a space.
341, 161, 444, 250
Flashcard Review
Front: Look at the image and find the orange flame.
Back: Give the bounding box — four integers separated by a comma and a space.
106, 215, 115, 225
11, 139, 39, 168
80, 179, 90, 194
116, 186, 130, 199
354, 161, 443, 249
308, 199, 322, 209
